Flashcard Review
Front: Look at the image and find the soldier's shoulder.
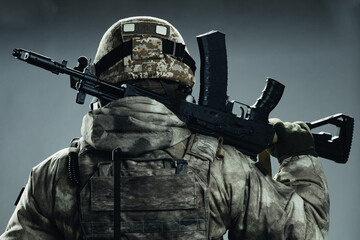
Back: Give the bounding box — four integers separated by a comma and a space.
187, 133, 252, 165
221, 144, 252, 164
32, 138, 82, 176
31, 148, 71, 183
210, 142, 255, 178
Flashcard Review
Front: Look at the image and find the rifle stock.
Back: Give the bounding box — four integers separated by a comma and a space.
307, 113, 354, 163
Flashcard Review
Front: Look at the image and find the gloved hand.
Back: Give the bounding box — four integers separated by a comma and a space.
268, 118, 318, 163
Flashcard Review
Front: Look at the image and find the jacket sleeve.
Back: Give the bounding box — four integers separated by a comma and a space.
0, 150, 67, 240
274, 154, 330, 238
208, 145, 329, 240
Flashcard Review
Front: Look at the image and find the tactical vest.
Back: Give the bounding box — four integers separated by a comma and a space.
73, 134, 220, 240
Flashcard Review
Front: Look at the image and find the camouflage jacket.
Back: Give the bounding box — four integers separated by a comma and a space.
0, 96, 329, 240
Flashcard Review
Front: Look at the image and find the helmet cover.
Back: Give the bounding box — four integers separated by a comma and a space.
94, 16, 195, 87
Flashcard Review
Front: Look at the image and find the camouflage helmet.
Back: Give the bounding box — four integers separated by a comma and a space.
93, 16, 196, 87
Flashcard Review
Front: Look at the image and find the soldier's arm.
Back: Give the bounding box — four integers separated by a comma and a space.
0, 151, 66, 240
209, 140, 329, 239
270, 119, 330, 237
274, 154, 329, 237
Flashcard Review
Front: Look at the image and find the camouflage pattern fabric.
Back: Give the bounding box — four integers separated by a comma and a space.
0, 97, 329, 239
94, 16, 195, 86
81, 96, 191, 153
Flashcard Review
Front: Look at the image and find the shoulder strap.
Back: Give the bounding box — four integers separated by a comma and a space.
67, 138, 81, 186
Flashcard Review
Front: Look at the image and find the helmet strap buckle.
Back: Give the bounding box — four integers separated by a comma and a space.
172, 42, 185, 61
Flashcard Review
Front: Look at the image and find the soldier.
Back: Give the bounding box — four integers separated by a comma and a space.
0, 16, 329, 239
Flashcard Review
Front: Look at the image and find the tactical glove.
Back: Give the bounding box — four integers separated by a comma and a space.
268, 118, 318, 163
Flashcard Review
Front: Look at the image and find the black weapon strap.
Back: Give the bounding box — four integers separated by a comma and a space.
67, 138, 81, 186
112, 148, 122, 240
94, 39, 196, 77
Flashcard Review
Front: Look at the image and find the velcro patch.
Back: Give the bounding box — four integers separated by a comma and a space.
188, 134, 219, 162
132, 37, 163, 60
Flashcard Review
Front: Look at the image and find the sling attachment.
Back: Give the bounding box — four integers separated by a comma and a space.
67, 152, 80, 185
112, 148, 123, 240
67, 138, 80, 186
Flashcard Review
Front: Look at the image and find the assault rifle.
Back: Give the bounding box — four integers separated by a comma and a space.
12, 31, 353, 163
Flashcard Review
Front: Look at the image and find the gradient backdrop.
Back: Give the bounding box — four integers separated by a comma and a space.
1, 0, 359, 239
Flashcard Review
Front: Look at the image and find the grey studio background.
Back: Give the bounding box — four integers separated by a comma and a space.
1, 0, 359, 239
